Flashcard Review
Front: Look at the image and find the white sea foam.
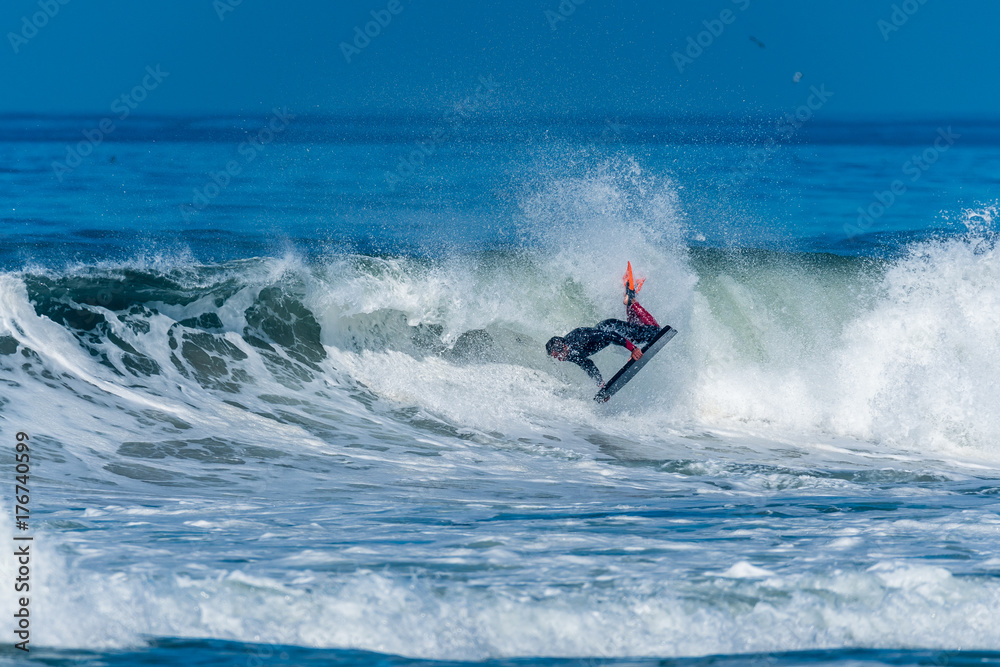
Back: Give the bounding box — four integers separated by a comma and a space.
4, 513, 997, 660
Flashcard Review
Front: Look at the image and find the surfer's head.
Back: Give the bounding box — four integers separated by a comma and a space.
546, 337, 569, 361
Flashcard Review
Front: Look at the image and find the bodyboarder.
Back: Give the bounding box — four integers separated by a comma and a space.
545, 289, 661, 387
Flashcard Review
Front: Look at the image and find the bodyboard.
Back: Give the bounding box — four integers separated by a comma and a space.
594, 326, 676, 403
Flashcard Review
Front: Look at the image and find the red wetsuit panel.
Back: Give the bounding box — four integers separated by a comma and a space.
627, 301, 659, 328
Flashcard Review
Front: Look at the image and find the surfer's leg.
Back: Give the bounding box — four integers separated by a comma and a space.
596, 319, 659, 344
626, 323, 660, 344
595, 319, 633, 341
596, 319, 627, 334
626, 301, 659, 328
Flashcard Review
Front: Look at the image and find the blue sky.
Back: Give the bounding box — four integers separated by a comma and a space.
2, 0, 997, 117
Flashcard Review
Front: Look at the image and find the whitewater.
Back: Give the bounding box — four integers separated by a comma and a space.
1, 118, 1000, 665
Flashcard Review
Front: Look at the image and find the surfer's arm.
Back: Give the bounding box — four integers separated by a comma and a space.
604, 330, 643, 361
618, 337, 643, 360
574, 358, 604, 385
604, 330, 636, 352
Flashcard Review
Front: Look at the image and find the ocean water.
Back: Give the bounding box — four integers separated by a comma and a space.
1, 115, 1000, 666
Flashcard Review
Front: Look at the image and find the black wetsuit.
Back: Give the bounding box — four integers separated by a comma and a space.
564, 319, 659, 385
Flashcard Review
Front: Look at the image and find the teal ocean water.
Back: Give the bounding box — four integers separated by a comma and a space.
1, 116, 999, 666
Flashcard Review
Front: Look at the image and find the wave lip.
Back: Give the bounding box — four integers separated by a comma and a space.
4, 211, 1000, 465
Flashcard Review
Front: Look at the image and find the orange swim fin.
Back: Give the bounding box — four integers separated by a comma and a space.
623, 262, 645, 301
